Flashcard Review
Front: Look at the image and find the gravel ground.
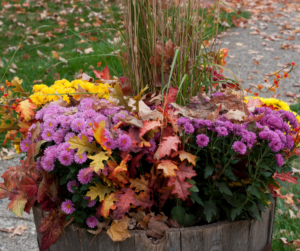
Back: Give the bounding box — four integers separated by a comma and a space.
0, 157, 39, 251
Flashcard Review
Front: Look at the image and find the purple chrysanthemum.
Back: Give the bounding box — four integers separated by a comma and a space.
102, 107, 119, 116
86, 216, 98, 228
183, 123, 195, 135
285, 135, 294, 150
117, 134, 132, 151
196, 134, 210, 148
112, 113, 126, 124
53, 129, 64, 144
57, 142, 71, 152
84, 197, 97, 207
80, 98, 95, 110
44, 119, 58, 130
65, 133, 76, 142
77, 168, 93, 184
44, 146, 57, 161
67, 180, 78, 193
269, 139, 282, 153
276, 154, 284, 167
103, 137, 117, 150
94, 114, 107, 123
177, 117, 190, 126
61, 199, 75, 214
83, 109, 96, 119
212, 92, 223, 97
215, 127, 228, 137
20, 138, 31, 152
41, 129, 55, 141
74, 152, 88, 164
58, 150, 73, 166
71, 118, 86, 133
35, 109, 45, 120
41, 157, 55, 172
232, 141, 247, 155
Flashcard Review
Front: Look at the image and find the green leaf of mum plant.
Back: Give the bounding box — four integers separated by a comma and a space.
216, 182, 232, 196
171, 205, 195, 226
203, 201, 217, 223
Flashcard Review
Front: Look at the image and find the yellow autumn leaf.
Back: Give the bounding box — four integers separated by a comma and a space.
133, 85, 148, 113
0, 120, 19, 133
176, 150, 197, 166
88, 151, 109, 172
111, 83, 132, 112
11, 77, 29, 97
101, 193, 119, 218
157, 160, 178, 177
15, 100, 37, 121
107, 216, 131, 241
68, 135, 99, 155
86, 183, 115, 202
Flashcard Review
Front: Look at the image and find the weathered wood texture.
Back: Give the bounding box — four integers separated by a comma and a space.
33, 203, 276, 251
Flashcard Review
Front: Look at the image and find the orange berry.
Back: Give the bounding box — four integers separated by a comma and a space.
257, 85, 263, 90
11, 104, 17, 110
276, 74, 281, 79
15, 98, 20, 102
254, 92, 259, 96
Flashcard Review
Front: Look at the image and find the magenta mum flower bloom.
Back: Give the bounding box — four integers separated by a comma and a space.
103, 137, 117, 150
44, 119, 58, 130
117, 134, 132, 151
83, 109, 96, 119
67, 180, 78, 193
183, 123, 195, 135
74, 152, 88, 164
71, 118, 86, 133
77, 168, 93, 184
80, 98, 95, 110
285, 135, 294, 150
196, 134, 210, 148
86, 216, 98, 228
84, 197, 97, 207
94, 114, 107, 123
53, 129, 64, 144
20, 138, 31, 152
269, 139, 282, 153
215, 127, 228, 137
41, 157, 55, 172
112, 113, 126, 124
276, 154, 284, 167
177, 117, 190, 126
41, 129, 55, 141
61, 199, 75, 214
64, 133, 76, 142
58, 150, 73, 166
232, 141, 247, 155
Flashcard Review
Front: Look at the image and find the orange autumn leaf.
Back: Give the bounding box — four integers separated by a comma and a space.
130, 176, 150, 193
157, 160, 178, 177
100, 193, 119, 218
107, 216, 131, 241
257, 85, 263, 90
15, 100, 37, 121
172, 150, 197, 166
93, 121, 108, 150
7, 190, 27, 218
112, 155, 130, 176
268, 87, 276, 93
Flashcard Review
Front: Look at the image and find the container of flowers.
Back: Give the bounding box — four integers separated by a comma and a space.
0, 0, 299, 250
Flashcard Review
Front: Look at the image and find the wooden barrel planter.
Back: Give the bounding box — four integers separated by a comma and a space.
33, 202, 276, 251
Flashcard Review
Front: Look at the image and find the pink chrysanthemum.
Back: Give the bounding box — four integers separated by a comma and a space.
67, 180, 78, 193
53, 129, 64, 144
61, 199, 75, 214
103, 137, 117, 150
20, 138, 31, 152
86, 216, 98, 228
44, 119, 58, 130
117, 134, 132, 151
64, 133, 76, 142
112, 113, 126, 124
196, 134, 210, 148
41, 157, 55, 172
36, 160, 42, 172
71, 118, 86, 133
80, 98, 95, 110
83, 109, 96, 119
74, 152, 88, 164
57, 142, 71, 152
84, 197, 97, 207
276, 154, 284, 167
41, 129, 55, 141
232, 141, 247, 155
77, 168, 93, 184
94, 115, 107, 123
58, 150, 73, 166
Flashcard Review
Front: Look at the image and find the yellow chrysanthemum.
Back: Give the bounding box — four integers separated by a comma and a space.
32, 84, 47, 93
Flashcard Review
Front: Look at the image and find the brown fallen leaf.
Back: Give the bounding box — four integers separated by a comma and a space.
286, 36, 295, 40
1, 225, 29, 237
293, 239, 300, 248
107, 216, 131, 241
253, 71, 259, 73
279, 237, 289, 246
289, 209, 297, 219
285, 91, 297, 98
146, 217, 169, 239
225, 109, 246, 122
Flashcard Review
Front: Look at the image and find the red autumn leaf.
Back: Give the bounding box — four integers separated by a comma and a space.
130, 175, 151, 193
156, 135, 181, 159
24, 195, 37, 214
37, 170, 53, 203
129, 151, 145, 177
163, 86, 178, 106
7, 189, 28, 218
0, 183, 10, 199
114, 188, 137, 219
139, 120, 161, 137
174, 160, 197, 182
273, 172, 298, 184
99, 192, 119, 218
168, 177, 193, 201
128, 127, 142, 152
15, 99, 37, 121
37, 210, 66, 251
42, 198, 58, 212
158, 186, 174, 205
134, 192, 155, 210
1, 166, 21, 191
20, 174, 38, 198
93, 65, 111, 80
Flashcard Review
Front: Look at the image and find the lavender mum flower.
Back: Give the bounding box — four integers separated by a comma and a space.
61, 199, 75, 214
83, 109, 96, 119
71, 118, 86, 133
44, 119, 58, 130
183, 123, 195, 135
42, 129, 55, 141
80, 98, 95, 110
103, 137, 117, 150
78, 168, 93, 184
67, 180, 78, 193
196, 134, 209, 148
94, 114, 108, 124
112, 113, 126, 124
86, 216, 98, 228
215, 127, 228, 137
276, 154, 284, 167
269, 139, 282, 153
20, 138, 31, 152
53, 129, 64, 144
177, 117, 190, 126
84, 197, 97, 207
74, 152, 88, 164
65, 133, 76, 142
117, 134, 132, 151
285, 135, 294, 150
212, 92, 223, 98
232, 141, 247, 155
58, 151, 73, 166
41, 157, 55, 172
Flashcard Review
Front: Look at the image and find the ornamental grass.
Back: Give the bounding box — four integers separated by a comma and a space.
0, 0, 299, 250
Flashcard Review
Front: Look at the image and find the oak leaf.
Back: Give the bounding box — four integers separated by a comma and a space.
174, 161, 197, 182
157, 160, 178, 177
0, 120, 19, 133
100, 193, 119, 218
1, 166, 21, 191
0, 183, 10, 199
111, 83, 132, 112
93, 121, 108, 150
146, 217, 169, 239
107, 216, 131, 241
20, 174, 38, 198
274, 172, 298, 184
114, 188, 137, 219
139, 120, 161, 137
225, 109, 246, 122
172, 151, 197, 166
7, 190, 27, 218
15, 100, 37, 121
130, 176, 150, 193
158, 186, 174, 205
37, 210, 66, 251
86, 183, 115, 202
156, 136, 181, 159
68, 135, 98, 155
133, 191, 155, 210
11, 77, 29, 97
168, 176, 193, 201
88, 151, 109, 172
